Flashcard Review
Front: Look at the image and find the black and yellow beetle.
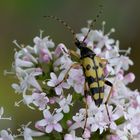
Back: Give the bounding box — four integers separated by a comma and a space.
75, 40, 113, 106
44, 14, 114, 133
44, 15, 113, 108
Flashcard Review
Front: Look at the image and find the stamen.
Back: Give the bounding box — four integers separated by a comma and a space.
125, 47, 131, 56
14, 132, 23, 138
3, 70, 14, 76
7, 128, 13, 135
27, 104, 35, 110
42, 79, 50, 84
17, 128, 22, 133
87, 20, 93, 28
14, 133, 22, 138
0, 116, 12, 120
102, 21, 106, 33
14, 100, 23, 107
107, 28, 115, 36
23, 121, 32, 128
40, 30, 44, 38
13, 40, 22, 49
119, 47, 131, 56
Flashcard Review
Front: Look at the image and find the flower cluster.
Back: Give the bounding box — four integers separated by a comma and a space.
2, 21, 140, 140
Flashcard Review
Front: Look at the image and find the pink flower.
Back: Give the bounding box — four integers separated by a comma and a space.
0, 130, 14, 140
82, 128, 91, 139
123, 72, 135, 85
36, 109, 63, 133
57, 94, 73, 113
64, 134, 73, 140
54, 43, 69, 57
67, 68, 85, 94
67, 120, 72, 127
32, 92, 49, 110
47, 71, 70, 95
39, 48, 52, 63
33, 36, 55, 49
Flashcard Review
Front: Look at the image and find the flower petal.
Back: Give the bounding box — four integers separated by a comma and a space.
43, 109, 52, 119
54, 113, 63, 122
63, 105, 69, 113
55, 86, 62, 95
47, 81, 55, 87
45, 125, 53, 133
54, 123, 62, 132
50, 72, 57, 80
36, 119, 47, 127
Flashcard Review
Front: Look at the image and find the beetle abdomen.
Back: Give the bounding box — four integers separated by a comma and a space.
82, 56, 105, 106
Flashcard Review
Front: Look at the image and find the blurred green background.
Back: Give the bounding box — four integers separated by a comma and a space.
0, 0, 140, 137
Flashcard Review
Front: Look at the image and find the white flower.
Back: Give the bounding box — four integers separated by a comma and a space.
47, 71, 70, 95
54, 43, 70, 57
12, 71, 42, 95
36, 109, 63, 133
11, 83, 23, 94
17, 122, 45, 140
57, 94, 73, 113
69, 109, 85, 130
0, 130, 14, 140
23, 127, 44, 140
67, 68, 85, 94
32, 92, 49, 110
77, 22, 115, 50
125, 107, 140, 135
15, 57, 34, 68
6, 21, 139, 139
90, 110, 108, 134
92, 29, 115, 50
123, 72, 135, 85
33, 36, 55, 63
33, 36, 55, 50
13, 44, 38, 69
54, 55, 73, 70
109, 55, 133, 73
23, 95, 34, 109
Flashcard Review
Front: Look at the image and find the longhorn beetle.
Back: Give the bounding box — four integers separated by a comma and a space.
44, 8, 113, 133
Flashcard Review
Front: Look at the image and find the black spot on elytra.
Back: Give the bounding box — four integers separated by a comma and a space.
86, 64, 91, 70
99, 63, 103, 68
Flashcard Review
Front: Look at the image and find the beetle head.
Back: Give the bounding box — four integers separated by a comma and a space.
75, 40, 87, 49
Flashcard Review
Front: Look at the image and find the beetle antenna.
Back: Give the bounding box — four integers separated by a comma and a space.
82, 4, 103, 43
43, 15, 77, 42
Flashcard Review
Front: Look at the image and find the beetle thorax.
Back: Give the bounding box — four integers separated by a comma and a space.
75, 40, 95, 58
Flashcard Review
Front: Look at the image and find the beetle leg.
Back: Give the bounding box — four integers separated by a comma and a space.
61, 47, 80, 59
96, 56, 108, 69
55, 62, 81, 87
100, 58, 108, 65
69, 50, 80, 59
96, 56, 108, 64
83, 82, 89, 135
104, 80, 113, 122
